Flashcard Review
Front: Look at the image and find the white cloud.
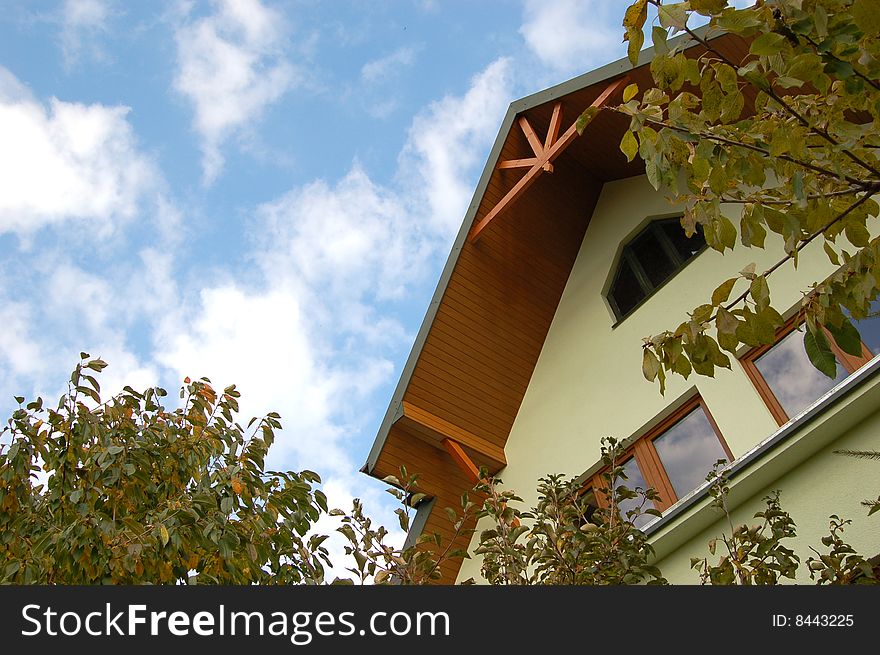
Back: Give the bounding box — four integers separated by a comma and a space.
400, 57, 513, 237
173, 0, 298, 184
60, 0, 113, 65
0, 269, 161, 414
63, 0, 111, 30
156, 285, 392, 476
145, 58, 514, 551
0, 300, 47, 379
520, 0, 621, 73
361, 46, 418, 84
0, 66, 157, 236
47, 263, 113, 332
257, 166, 431, 304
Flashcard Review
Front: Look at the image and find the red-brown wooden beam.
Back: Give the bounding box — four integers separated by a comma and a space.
399, 401, 507, 473
468, 75, 629, 243
442, 438, 481, 485
497, 157, 539, 169
543, 101, 563, 152
518, 116, 545, 158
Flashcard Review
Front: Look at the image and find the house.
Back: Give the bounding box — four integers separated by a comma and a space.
362, 29, 880, 584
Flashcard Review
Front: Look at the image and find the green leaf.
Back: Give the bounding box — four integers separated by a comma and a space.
717, 216, 737, 251
845, 221, 869, 248
690, 0, 727, 15
823, 242, 840, 265
823, 59, 854, 79
642, 348, 661, 382
717, 8, 763, 33
749, 32, 786, 56
804, 328, 838, 379
749, 275, 770, 311
852, 0, 880, 35
711, 278, 737, 306
627, 26, 645, 67
658, 2, 689, 30
825, 319, 863, 358
620, 130, 639, 162
623, 83, 639, 103
692, 304, 714, 324
576, 106, 600, 134
623, 0, 648, 65
651, 25, 669, 55
716, 307, 740, 353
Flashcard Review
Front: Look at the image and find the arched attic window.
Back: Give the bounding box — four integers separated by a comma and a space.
608, 217, 707, 322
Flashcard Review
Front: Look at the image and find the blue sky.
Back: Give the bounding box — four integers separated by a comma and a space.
0, 0, 653, 568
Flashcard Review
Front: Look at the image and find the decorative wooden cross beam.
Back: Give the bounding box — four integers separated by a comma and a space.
441, 438, 481, 485
468, 76, 630, 243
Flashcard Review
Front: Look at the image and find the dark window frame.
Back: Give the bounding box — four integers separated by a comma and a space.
608, 217, 708, 323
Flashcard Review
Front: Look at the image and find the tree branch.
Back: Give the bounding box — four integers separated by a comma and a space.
676, 19, 880, 181
720, 182, 880, 315
624, 110, 873, 189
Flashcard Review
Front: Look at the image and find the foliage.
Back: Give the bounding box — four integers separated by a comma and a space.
331, 466, 476, 585
691, 462, 800, 584
692, 461, 877, 584
806, 514, 878, 583
472, 437, 667, 585
2, 358, 877, 586
0, 354, 331, 584
605, 0, 880, 392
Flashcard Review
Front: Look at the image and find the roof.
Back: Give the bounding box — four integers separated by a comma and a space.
362, 26, 751, 584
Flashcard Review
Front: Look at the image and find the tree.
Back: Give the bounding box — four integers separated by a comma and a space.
330, 466, 476, 585
691, 461, 877, 584
0, 354, 331, 584
589, 0, 880, 392
471, 437, 667, 585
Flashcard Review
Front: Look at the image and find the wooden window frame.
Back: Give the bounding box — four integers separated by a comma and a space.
608, 218, 708, 322
740, 315, 875, 426
582, 396, 732, 514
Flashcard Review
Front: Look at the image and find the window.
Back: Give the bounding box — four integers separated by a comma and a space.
850, 299, 880, 356
608, 217, 707, 321
582, 397, 731, 527
741, 307, 879, 425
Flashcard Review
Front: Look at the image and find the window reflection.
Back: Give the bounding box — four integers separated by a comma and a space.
753, 328, 847, 419
614, 457, 654, 529
854, 299, 880, 357
652, 407, 728, 499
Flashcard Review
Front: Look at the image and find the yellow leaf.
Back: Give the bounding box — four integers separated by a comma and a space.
231, 478, 243, 495
159, 524, 169, 547
623, 0, 648, 30
623, 82, 639, 103
620, 130, 639, 162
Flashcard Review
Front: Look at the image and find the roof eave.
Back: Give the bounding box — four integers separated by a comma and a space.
363, 24, 718, 477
